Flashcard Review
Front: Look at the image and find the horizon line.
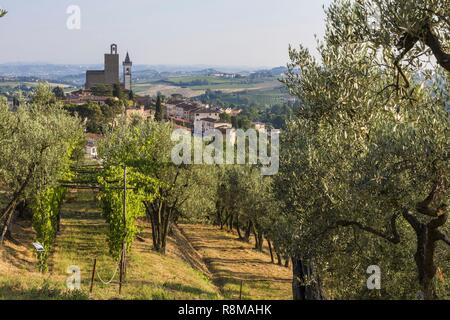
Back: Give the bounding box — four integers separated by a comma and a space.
0, 61, 285, 69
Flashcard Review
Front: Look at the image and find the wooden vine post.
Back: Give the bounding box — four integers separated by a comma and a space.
239, 280, 243, 300
89, 258, 97, 293
119, 165, 127, 295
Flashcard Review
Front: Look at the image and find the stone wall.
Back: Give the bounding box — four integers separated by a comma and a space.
85, 70, 105, 89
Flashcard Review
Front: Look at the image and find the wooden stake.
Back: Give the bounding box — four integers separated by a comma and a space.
239, 280, 243, 300
119, 165, 127, 295
89, 258, 97, 293
119, 248, 125, 294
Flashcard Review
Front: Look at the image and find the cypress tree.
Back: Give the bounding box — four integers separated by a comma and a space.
155, 95, 163, 122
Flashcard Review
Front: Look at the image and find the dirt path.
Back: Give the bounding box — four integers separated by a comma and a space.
178, 224, 292, 300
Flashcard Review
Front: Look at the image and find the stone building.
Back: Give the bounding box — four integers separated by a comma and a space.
85, 44, 132, 91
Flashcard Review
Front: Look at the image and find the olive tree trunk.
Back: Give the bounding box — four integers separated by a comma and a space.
292, 258, 324, 300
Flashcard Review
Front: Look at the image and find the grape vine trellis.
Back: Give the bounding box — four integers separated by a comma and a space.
60, 164, 149, 294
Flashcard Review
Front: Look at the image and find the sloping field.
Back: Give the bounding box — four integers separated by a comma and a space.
0, 190, 219, 300
0, 190, 292, 300
132, 79, 283, 98
179, 224, 292, 300
133, 83, 205, 98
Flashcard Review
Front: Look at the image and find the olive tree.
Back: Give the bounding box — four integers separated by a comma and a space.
100, 119, 217, 254
325, 0, 450, 76
276, 0, 449, 300
0, 84, 84, 267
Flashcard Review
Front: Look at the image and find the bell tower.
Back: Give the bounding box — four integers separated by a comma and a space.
123, 52, 132, 91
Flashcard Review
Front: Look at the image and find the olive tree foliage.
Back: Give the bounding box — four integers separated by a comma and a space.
0, 9, 7, 18
0, 84, 84, 268
213, 165, 283, 257
144, 137, 218, 254
325, 0, 450, 80
276, 1, 450, 300
241, 168, 280, 253
176, 165, 218, 224
214, 166, 250, 232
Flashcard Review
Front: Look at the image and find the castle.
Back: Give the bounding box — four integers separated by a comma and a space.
85, 44, 132, 91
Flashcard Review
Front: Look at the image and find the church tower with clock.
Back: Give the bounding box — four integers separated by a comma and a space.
123, 52, 132, 91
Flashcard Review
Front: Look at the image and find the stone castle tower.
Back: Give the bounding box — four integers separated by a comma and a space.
123, 52, 132, 91
86, 44, 130, 90
104, 44, 119, 85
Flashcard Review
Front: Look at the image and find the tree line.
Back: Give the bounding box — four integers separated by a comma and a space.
0, 84, 84, 270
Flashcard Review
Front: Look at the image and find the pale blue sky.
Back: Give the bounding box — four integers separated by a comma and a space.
0, 0, 331, 67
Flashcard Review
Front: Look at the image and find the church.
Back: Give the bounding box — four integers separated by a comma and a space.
85, 44, 132, 91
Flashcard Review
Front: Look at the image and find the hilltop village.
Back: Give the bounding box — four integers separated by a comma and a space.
35, 44, 284, 159
60, 44, 272, 139
1, 43, 290, 161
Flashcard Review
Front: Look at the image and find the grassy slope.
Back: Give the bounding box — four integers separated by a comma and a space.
0, 214, 70, 299
179, 224, 292, 300
1, 190, 292, 300
0, 190, 219, 300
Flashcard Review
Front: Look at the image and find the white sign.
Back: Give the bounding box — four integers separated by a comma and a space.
32, 242, 45, 252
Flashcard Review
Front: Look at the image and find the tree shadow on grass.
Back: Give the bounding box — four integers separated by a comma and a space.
2, 245, 37, 272
162, 282, 219, 299
0, 282, 89, 300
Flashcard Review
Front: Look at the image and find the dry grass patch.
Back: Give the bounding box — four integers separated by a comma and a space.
179, 224, 292, 300
51, 190, 220, 300
1, 189, 291, 300
1, 190, 220, 300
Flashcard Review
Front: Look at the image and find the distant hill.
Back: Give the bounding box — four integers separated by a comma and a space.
0, 64, 99, 86
133, 69, 162, 82
250, 67, 287, 79
0, 63, 99, 78
0, 63, 287, 87
268, 66, 288, 76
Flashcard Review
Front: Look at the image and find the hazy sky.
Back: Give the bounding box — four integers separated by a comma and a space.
0, 0, 331, 67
